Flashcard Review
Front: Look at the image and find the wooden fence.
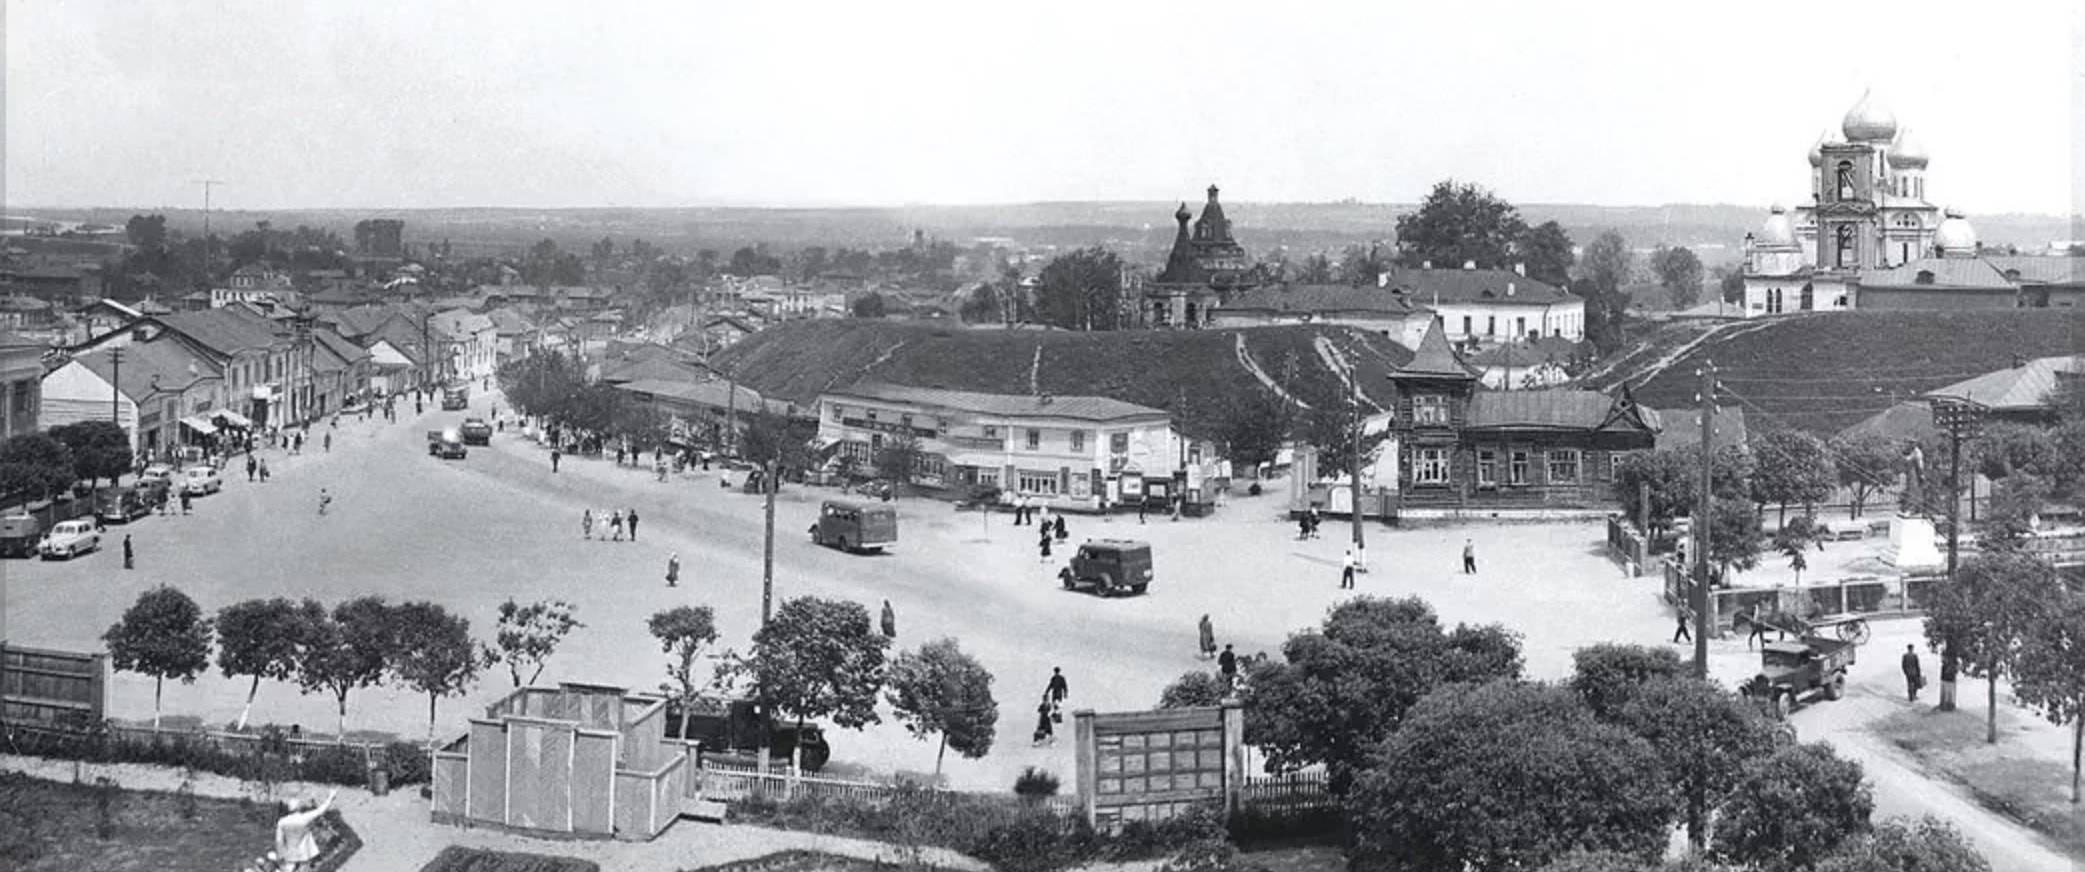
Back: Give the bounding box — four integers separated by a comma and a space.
0, 644, 105, 728
691, 760, 1080, 815
1239, 771, 1335, 811
98, 722, 382, 768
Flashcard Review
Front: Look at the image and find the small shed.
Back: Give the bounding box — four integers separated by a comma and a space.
431, 682, 690, 840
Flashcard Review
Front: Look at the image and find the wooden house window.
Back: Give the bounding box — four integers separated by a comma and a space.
1547, 449, 1581, 484
1476, 450, 1497, 487
1026, 429, 1041, 450
1071, 431, 1086, 452
1416, 448, 1450, 485
1413, 395, 1449, 426
1508, 450, 1530, 485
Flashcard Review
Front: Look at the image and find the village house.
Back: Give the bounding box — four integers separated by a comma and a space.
612, 377, 794, 449
815, 382, 1178, 510
431, 309, 499, 383
41, 341, 224, 455
1386, 264, 1584, 346
0, 331, 46, 440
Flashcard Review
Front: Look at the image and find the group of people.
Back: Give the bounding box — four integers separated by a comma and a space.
1032, 667, 1070, 746
582, 507, 642, 542
1196, 613, 1242, 689
1036, 514, 1068, 561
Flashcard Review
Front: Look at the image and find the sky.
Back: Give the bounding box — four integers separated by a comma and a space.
5, 0, 2081, 215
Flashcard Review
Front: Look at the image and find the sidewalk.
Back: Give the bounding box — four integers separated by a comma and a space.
0, 753, 988, 872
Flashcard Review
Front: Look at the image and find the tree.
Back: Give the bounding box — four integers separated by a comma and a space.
958, 284, 1002, 324
1393, 180, 1529, 271
1716, 266, 1747, 304
739, 410, 819, 474
1295, 252, 1335, 284
728, 245, 782, 276
1568, 643, 1685, 720
390, 601, 479, 743
1033, 247, 1126, 331
1348, 680, 1675, 872
1829, 433, 1900, 520
296, 597, 396, 738
1752, 429, 1838, 524
1219, 390, 1289, 471
1615, 678, 1785, 851
1337, 243, 1391, 286
1776, 516, 1820, 586
1243, 596, 1522, 791
732, 597, 890, 772
1519, 221, 1576, 287
1921, 551, 2064, 744
1706, 496, 1764, 585
49, 420, 133, 488
1613, 450, 1697, 541
885, 638, 999, 777
0, 433, 76, 500
2012, 594, 2085, 803
648, 606, 720, 742
1813, 816, 1991, 872
850, 292, 888, 319
1650, 245, 1705, 309
1712, 743, 1873, 870
214, 598, 316, 731
479, 599, 582, 688
125, 214, 168, 251
1578, 230, 1635, 355
103, 586, 214, 730
1158, 671, 1231, 709
875, 431, 923, 492
591, 236, 615, 262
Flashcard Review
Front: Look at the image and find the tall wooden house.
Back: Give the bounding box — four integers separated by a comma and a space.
1389, 321, 1660, 515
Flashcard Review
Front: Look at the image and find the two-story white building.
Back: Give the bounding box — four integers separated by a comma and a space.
431, 309, 498, 383
815, 382, 1178, 509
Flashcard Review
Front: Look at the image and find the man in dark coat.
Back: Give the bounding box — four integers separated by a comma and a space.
627, 508, 639, 542
1053, 515, 1067, 541
123, 534, 134, 570
1218, 644, 1238, 688
880, 600, 896, 639
1901, 645, 1924, 702
1046, 667, 1068, 705
551, 448, 562, 473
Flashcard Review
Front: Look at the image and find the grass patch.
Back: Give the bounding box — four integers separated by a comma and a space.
0, 771, 358, 872
1239, 845, 1346, 872
1870, 706, 2085, 856
682, 849, 926, 872
418, 845, 602, 872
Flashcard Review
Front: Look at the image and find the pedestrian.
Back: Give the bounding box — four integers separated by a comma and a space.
582, 509, 594, 540
317, 488, 331, 516
1297, 511, 1312, 540
1198, 614, 1215, 659
656, 457, 668, 482
1218, 644, 1238, 688
1901, 645, 1924, 702
323, 432, 331, 453
1053, 515, 1067, 541
1011, 494, 1025, 526
665, 552, 680, 587
1039, 530, 1052, 561
1340, 547, 1356, 589
1672, 604, 1694, 644
1137, 498, 1147, 524
246, 456, 257, 482
627, 508, 639, 542
274, 789, 339, 872
551, 448, 562, 473
1032, 698, 1055, 746
1744, 604, 1770, 650
880, 599, 897, 639
1462, 538, 1477, 574
180, 490, 192, 515
1308, 506, 1321, 538
123, 534, 134, 570
610, 510, 624, 541
616, 446, 626, 466
1046, 667, 1069, 705
258, 459, 271, 482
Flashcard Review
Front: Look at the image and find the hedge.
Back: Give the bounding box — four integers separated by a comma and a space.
7, 723, 433, 790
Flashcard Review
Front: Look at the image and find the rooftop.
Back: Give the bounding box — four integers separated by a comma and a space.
1858, 258, 2014, 290
830, 382, 1169, 423
157, 306, 291, 357
1922, 355, 2081, 412
74, 340, 219, 399
1465, 389, 1660, 432
1385, 266, 1576, 306
1215, 284, 1434, 315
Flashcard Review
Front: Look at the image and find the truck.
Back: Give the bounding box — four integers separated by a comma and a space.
441, 384, 469, 411
810, 499, 897, 553
1740, 635, 1858, 718
427, 429, 468, 459
661, 696, 831, 771
1058, 539, 1155, 597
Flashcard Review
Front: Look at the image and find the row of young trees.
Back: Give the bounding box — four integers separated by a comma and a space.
1157, 598, 1991, 871
496, 351, 669, 447
0, 420, 135, 503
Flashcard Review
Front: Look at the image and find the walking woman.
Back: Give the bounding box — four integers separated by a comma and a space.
1198, 614, 1216, 659
583, 509, 594, 540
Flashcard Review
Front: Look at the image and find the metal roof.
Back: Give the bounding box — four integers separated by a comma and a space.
1466, 390, 1660, 432
1858, 258, 2014, 290
1923, 356, 2081, 411
829, 382, 1168, 422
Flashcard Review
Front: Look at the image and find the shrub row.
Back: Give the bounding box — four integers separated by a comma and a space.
9, 724, 431, 790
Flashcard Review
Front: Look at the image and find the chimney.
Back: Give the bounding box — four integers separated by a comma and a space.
1506, 282, 1516, 297
1421, 261, 1432, 270
2013, 355, 2027, 368
1462, 260, 1477, 270
1513, 262, 1526, 277
1376, 271, 1391, 289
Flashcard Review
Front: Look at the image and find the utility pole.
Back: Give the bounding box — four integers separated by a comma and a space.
1349, 372, 1367, 571
762, 459, 777, 626
196, 180, 226, 282
1688, 361, 1716, 853
1930, 398, 1983, 713
109, 347, 125, 430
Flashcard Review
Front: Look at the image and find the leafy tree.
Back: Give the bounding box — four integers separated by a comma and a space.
1616, 678, 1785, 851
1776, 516, 1820, 586
1921, 551, 2063, 744
591, 236, 615, 262
1578, 230, 1635, 355
1034, 247, 1126, 331
214, 598, 316, 731
1717, 267, 1747, 304
885, 637, 999, 777
1295, 252, 1335, 284
958, 284, 1002, 324
1712, 743, 1873, 871
1518, 221, 1576, 287
2013, 594, 2085, 803
729, 245, 783, 276
1971, 422, 2058, 482
1393, 180, 1529, 270
296, 597, 396, 738
479, 598, 582, 688
1813, 815, 1991, 872
1613, 450, 1696, 540
1349, 680, 1675, 872
1650, 245, 1705, 309
1977, 473, 2050, 551
0, 433, 76, 500
390, 601, 479, 743
1752, 428, 1838, 524
1706, 496, 1765, 585
850, 292, 888, 319
1828, 433, 1900, 519
1337, 243, 1391, 286
732, 596, 891, 771
739, 410, 819, 474
876, 431, 924, 492
1568, 643, 1685, 720
49, 421, 133, 487
1219, 390, 1289, 471
649, 606, 720, 742
1158, 671, 1231, 709
125, 214, 168, 251
1244, 596, 1522, 791
104, 586, 215, 730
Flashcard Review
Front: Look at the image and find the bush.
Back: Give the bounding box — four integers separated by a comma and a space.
1226, 803, 1342, 844
382, 742, 432, 786
298, 745, 370, 787
1013, 766, 1060, 798
417, 845, 598, 872
6, 724, 381, 788
1247, 483, 1262, 496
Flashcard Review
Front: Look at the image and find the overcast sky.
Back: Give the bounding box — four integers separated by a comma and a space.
6, 0, 2081, 214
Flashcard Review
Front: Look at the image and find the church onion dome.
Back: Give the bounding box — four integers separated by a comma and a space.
1758, 204, 1796, 245
1887, 128, 1928, 169
1935, 208, 1977, 252
1808, 131, 1828, 167
1841, 90, 1897, 143
1174, 202, 1191, 224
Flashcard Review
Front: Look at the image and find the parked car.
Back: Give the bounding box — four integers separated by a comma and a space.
1058, 539, 1155, 597
38, 519, 101, 560
0, 514, 43, 558
662, 696, 830, 771
95, 486, 149, 524
459, 418, 493, 446
182, 466, 223, 495
139, 463, 177, 485
134, 477, 171, 510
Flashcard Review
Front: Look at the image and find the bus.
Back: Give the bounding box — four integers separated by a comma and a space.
809, 500, 897, 553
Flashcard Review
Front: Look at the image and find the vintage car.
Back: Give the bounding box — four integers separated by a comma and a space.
1058, 539, 1156, 597
459, 418, 494, 446
38, 519, 101, 560
0, 514, 43, 558
182, 466, 224, 495
1741, 635, 1858, 718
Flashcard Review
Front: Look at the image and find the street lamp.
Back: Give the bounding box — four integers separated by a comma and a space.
1927, 396, 1985, 712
